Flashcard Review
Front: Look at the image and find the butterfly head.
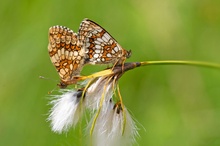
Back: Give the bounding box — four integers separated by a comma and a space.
57, 82, 67, 89
126, 50, 132, 59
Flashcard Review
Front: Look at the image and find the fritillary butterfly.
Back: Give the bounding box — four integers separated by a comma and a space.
79, 18, 131, 65
48, 18, 131, 88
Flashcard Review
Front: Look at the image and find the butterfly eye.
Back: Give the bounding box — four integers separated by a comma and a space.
126, 50, 132, 59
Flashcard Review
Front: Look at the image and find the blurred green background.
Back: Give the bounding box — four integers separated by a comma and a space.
1, 0, 220, 145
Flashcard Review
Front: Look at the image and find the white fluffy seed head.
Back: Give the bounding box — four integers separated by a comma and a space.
47, 71, 139, 145
88, 100, 139, 146
47, 90, 84, 133
85, 77, 114, 111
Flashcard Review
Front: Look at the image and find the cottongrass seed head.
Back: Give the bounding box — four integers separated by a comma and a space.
47, 63, 141, 145
89, 100, 139, 146
48, 89, 84, 133
85, 74, 139, 146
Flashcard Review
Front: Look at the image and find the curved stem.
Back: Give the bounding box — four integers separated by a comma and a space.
140, 60, 220, 70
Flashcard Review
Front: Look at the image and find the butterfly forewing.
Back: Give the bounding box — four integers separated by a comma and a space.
48, 26, 85, 82
79, 19, 129, 65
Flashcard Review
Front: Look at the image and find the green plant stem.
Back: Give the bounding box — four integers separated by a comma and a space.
140, 60, 220, 70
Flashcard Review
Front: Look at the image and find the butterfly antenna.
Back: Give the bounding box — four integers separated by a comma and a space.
48, 87, 57, 94
39, 76, 59, 94
39, 75, 59, 83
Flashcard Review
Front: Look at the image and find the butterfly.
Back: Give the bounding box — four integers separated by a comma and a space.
79, 19, 131, 65
48, 18, 131, 88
